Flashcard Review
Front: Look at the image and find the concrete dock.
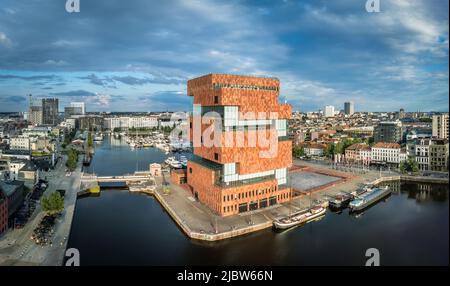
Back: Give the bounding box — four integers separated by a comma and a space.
146, 162, 448, 242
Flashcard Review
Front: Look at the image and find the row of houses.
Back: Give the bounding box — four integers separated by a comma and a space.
344, 140, 448, 171
345, 142, 408, 166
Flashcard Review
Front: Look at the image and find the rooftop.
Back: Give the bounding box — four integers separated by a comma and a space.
372, 142, 401, 149
346, 143, 371, 151
0, 180, 24, 197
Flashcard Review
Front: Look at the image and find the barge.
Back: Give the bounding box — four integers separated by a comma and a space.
348, 186, 391, 212
273, 206, 326, 230
328, 192, 353, 209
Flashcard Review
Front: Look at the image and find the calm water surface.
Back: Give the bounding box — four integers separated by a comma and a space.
68, 136, 449, 266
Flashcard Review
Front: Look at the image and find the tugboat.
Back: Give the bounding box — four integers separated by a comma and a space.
273, 206, 326, 230
349, 186, 391, 212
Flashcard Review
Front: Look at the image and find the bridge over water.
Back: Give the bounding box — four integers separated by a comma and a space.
81, 171, 153, 183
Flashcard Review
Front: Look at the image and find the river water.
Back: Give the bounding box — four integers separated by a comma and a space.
68, 135, 449, 266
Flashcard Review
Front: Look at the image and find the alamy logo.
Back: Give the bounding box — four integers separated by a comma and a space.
365, 248, 380, 266
65, 248, 80, 266
66, 0, 80, 13
365, 0, 380, 13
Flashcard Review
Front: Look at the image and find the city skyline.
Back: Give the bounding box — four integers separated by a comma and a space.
0, 0, 449, 113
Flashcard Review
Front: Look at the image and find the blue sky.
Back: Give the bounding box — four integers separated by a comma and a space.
0, 0, 448, 112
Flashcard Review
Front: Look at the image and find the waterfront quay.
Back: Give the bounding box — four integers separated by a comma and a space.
104, 159, 439, 242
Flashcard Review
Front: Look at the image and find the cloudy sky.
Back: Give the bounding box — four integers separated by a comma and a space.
0, 0, 448, 112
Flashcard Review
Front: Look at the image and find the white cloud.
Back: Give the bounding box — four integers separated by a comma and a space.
51, 39, 89, 48
44, 60, 68, 66
90, 93, 111, 106
0, 32, 12, 48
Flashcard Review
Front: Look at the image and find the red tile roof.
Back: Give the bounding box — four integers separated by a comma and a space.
372, 142, 401, 149
346, 143, 371, 151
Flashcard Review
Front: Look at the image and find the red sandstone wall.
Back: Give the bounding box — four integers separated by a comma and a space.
186, 74, 293, 217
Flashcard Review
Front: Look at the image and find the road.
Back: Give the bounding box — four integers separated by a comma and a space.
0, 154, 82, 266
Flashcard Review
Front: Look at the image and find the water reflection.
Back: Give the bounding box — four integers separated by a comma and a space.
380, 181, 448, 203
68, 136, 449, 266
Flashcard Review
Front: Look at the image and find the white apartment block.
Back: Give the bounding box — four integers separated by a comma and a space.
407, 138, 431, 171
324, 105, 335, 118
70, 102, 86, 115
104, 116, 159, 130
407, 138, 449, 172
432, 114, 449, 140
10, 136, 31, 151
371, 142, 406, 165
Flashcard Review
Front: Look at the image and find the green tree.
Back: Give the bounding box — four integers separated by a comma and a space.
418, 117, 432, 123
324, 143, 335, 158
399, 158, 419, 174
292, 145, 305, 158
41, 192, 64, 214
66, 148, 78, 171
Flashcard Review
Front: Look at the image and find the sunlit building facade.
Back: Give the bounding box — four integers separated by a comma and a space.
186, 74, 292, 216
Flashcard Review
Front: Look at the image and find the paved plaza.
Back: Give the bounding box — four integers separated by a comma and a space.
289, 171, 341, 192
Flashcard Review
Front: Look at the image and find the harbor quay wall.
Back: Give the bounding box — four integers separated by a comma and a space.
121, 173, 448, 242
150, 188, 273, 241
81, 170, 447, 242
371, 175, 448, 185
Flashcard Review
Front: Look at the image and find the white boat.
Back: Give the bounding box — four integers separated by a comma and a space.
94, 135, 103, 141
165, 156, 176, 164
273, 206, 326, 230
170, 162, 182, 168
165, 156, 182, 168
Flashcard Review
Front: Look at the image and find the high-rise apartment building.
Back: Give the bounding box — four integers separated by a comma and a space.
324, 105, 335, 117
29, 106, 43, 126
186, 74, 292, 217
344, 102, 354, 115
432, 114, 449, 140
70, 102, 86, 115
374, 121, 403, 143
42, 98, 59, 126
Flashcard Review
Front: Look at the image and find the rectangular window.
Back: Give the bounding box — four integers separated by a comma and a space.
214, 153, 219, 160
239, 203, 248, 213
214, 96, 219, 104
189, 168, 192, 174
